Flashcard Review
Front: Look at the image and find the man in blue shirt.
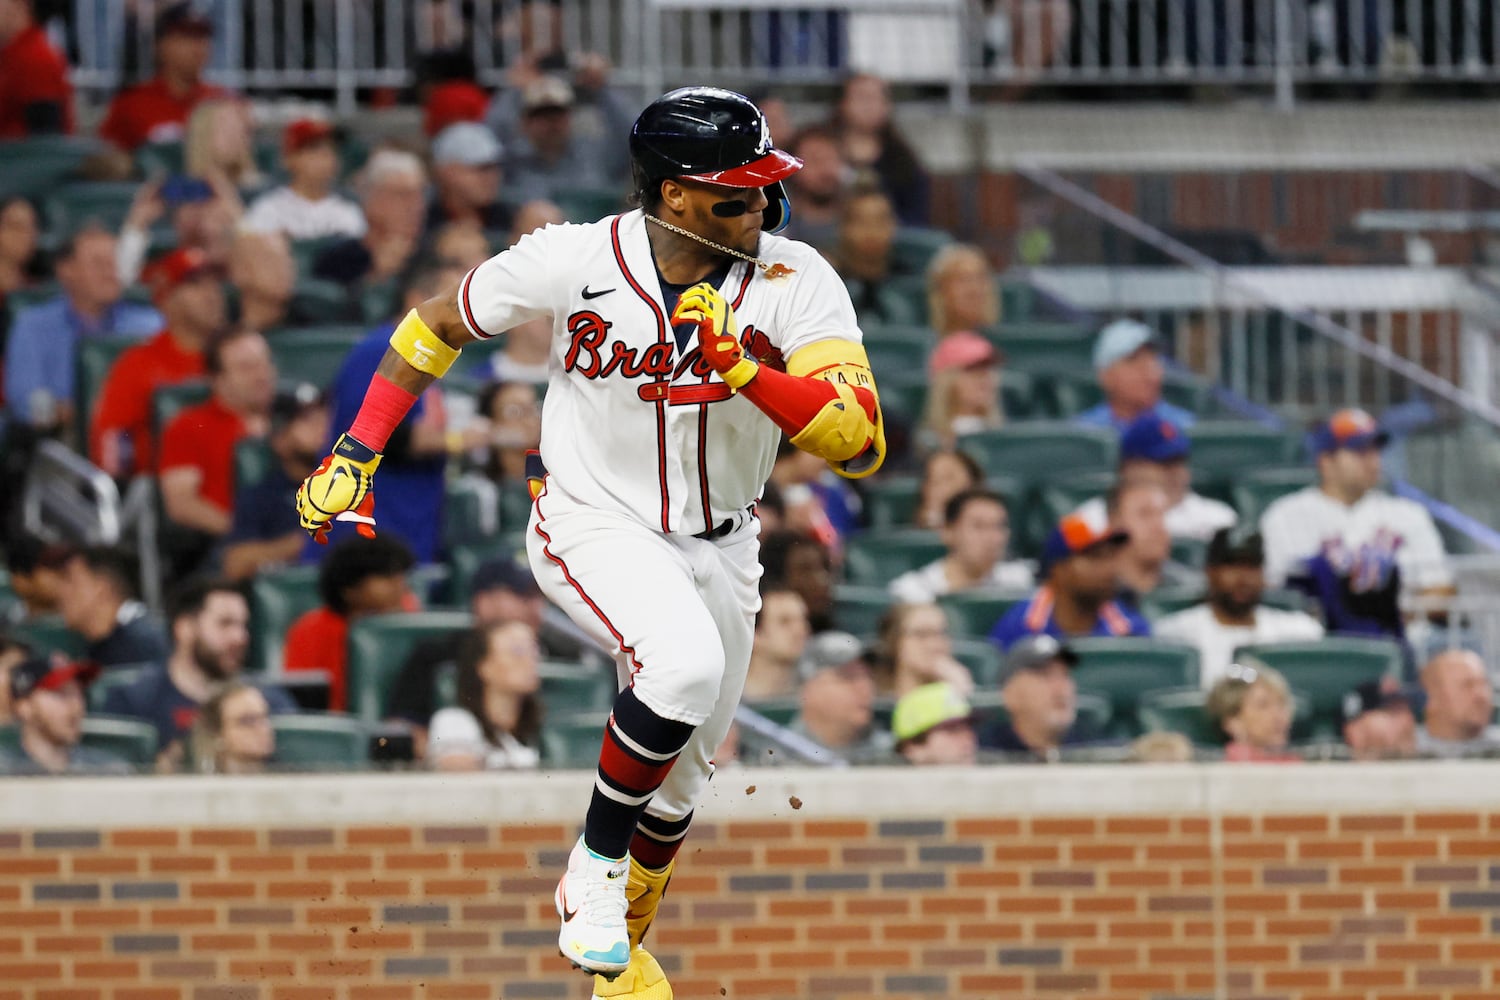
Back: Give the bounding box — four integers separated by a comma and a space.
1074, 319, 1195, 434
990, 510, 1151, 649
3, 225, 160, 431
304, 265, 460, 564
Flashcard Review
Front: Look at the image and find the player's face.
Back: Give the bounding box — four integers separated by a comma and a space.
944, 498, 1009, 574
1206, 562, 1264, 618
17, 681, 86, 749
676, 180, 768, 256
218, 687, 274, 765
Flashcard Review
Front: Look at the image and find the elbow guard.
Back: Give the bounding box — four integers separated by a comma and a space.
785, 340, 887, 479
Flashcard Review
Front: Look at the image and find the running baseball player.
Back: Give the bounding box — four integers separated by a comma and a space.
294, 87, 886, 999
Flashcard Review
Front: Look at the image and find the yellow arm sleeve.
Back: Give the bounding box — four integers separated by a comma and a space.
784, 339, 887, 479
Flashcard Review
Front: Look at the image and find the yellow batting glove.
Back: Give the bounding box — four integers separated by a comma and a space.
295, 433, 383, 544
672, 283, 758, 389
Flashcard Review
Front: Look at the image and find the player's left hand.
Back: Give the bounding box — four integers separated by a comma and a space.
673, 283, 757, 388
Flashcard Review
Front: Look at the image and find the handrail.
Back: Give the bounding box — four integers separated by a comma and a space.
734, 705, 848, 767
1016, 162, 1500, 429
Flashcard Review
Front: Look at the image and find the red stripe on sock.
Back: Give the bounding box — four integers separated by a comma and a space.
629, 830, 683, 870
599, 728, 679, 795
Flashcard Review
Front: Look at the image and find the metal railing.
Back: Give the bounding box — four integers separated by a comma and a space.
63, 0, 1500, 113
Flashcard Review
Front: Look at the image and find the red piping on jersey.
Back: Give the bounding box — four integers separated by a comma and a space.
693, 264, 758, 536
533, 479, 646, 679
459, 265, 493, 340
611, 215, 672, 533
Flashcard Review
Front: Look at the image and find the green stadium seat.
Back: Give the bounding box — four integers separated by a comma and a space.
11, 616, 85, 658
1139, 587, 1208, 619
999, 369, 1039, 421
497, 480, 537, 531
849, 283, 923, 328
44, 182, 140, 236
249, 567, 323, 673
1037, 370, 1103, 418
874, 369, 928, 423
80, 715, 159, 765
75, 336, 140, 451
0, 723, 16, 754
1188, 423, 1300, 484
539, 662, 616, 714
289, 278, 359, 324
0, 136, 104, 200
843, 530, 946, 586
1137, 684, 1320, 746
271, 713, 370, 769
957, 423, 1117, 494
950, 637, 1003, 686
265, 328, 366, 389
742, 698, 799, 727
998, 279, 1037, 322
359, 280, 401, 324
287, 235, 345, 277
540, 710, 610, 768
1232, 638, 1403, 723
446, 533, 529, 606
1171, 536, 1209, 570
444, 476, 499, 548
1230, 466, 1317, 524
1027, 470, 1116, 556
862, 324, 935, 378
890, 227, 953, 275
833, 585, 895, 637
936, 590, 1030, 639
971, 690, 1112, 741
862, 476, 921, 530
151, 380, 212, 440
134, 141, 184, 176
346, 612, 474, 722
87, 664, 151, 712
885, 274, 929, 324
1260, 588, 1311, 614
988, 323, 1096, 375
1068, 638, 1201, 738
233, 437, 274, 496
1161, 371, 1217, 417
556, 187, 627, 224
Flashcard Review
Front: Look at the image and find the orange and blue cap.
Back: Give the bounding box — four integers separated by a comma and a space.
1312, 408, 1389, 454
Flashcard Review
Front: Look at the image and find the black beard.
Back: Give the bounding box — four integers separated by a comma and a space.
192, 638, 236, 681
1210, 591, 1257, 619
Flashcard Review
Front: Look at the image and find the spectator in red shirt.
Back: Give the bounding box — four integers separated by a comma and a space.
0, 0, 73, 138
91, 247, 224, 478
158, 327, 276, 538
283, 536, 417, 712
99, 3, 224, 152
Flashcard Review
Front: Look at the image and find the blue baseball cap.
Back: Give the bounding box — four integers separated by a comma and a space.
1120, 414, 1190, 463
1093, 319, 1160, 371
1312, 408, 1389, 454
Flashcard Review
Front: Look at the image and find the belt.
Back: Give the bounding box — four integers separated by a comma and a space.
693, 518, 736, 541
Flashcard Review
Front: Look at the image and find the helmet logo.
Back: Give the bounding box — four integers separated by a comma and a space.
756, 116, 771, 155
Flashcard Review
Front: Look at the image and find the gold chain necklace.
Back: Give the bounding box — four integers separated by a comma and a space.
644, 213, 780, 278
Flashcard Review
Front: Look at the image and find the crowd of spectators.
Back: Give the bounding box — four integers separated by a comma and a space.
0, 0, 1492, 776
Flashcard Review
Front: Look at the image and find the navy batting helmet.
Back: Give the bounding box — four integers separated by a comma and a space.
629, 87, 801, 234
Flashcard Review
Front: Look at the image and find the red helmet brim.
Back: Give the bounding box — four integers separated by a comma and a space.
682, 148, 803, 188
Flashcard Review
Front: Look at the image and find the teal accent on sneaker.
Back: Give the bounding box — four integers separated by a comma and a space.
586, 848, 626, 864
581, 942, 630, 966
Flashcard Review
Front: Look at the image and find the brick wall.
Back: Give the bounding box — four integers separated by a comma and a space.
2, 768, 1499, 1000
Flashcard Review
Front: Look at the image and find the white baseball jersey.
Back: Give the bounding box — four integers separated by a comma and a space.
458, 210, 862, 537
1259, 485, 1452, 591
1153, 602, 1325, 689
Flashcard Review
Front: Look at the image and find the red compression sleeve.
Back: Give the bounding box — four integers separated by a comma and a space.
737, 365, 878, 439
348, 373, 419, 452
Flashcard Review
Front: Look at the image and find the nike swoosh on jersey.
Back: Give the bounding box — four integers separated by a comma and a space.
582, 286, 616, 300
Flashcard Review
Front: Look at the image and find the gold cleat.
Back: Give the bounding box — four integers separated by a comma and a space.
591, 945, 672, 1000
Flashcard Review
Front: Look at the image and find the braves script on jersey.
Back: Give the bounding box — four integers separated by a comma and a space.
457, 210, 861, 537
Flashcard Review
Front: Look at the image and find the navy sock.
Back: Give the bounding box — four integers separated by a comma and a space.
583, 687, 694, 860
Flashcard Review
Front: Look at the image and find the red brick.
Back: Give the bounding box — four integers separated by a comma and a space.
727, 977, 800, 997
421, 878, 489, 897
1417, 914, 1483, 934
345, 827, 412, 848
1342, 967, 1406, 987
1338, 863, 1405, 884
801, 821, 869, 839
231, 959, 295, 978
71, 908, 142, 928
1299, 838, 1366, 860
953, 818, 1021, 837
1265, 917, 1334, 936
189, 830, 257, 848
345, 930, 411, 951
305, 905, 371, 925
1103, 817, 1170, 836
113, 990, 182, 1000
956, 921, 1025, 943
300, 852, 372, 872
763, 846, 830, 866
1451, 940, 1500, 960
808, 923, 871, 943
71, 855, 142, 875
0, 856, 60, 874
457, 849, 528, 869
0, 908, 61, 927
1373, 837, 1441, 859
695, 951, 763, 972
381, 851, 452, 872
1071, 842, 1135, 862
770, 898, 833, 918
1109, 971, 1177, 991
1147, 946, 1214, 965
959, 974, 1027, 992
725, 822, 794, 841
75, 961, 141, 979
1414, 812, 1481, 832
1338, 814, 1408, 833
1030, 817, 1097, 836
739, 925, 796, 944
0, 962, 63, 980
190, 934, 258, 952
1073, 896, 1139, 914
269, 990, 335, 1000
994, 843, 1060, 862
1264, 814, 1330, 834
425, 987, 492, 1000
767, 949, 836, 969
1449, 837, 1500, 857
1073, 946, 1137, 966
187, 880, 257, 900
302, 959, 374, 978
1108, 920, 1175, 939
1374, 890, 1440, 909
148, 855, 216, 874
265, 879, 333, 900
1376, 941, 1442, 960
1267, 969, 1333, 988
148, 908, 218, 929
953, 869, 1022, 889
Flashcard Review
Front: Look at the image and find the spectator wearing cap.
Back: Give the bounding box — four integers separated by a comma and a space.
283, 536, 418, 713
1415, 650, 1500, 758
242, 119, 367, 241
1073, 414, 1237, 542
427, 122, 512, 237
783, 631, 890, 764
1341, 677, 1416, 761
0, 654, 130, 775
921, 330, 1004, 451
312, 149, 429, 287
426, 621, 543, 772
4, 536, 74, 623
90, 248, 223, 478
221, 383, 328, 581
1260, 408, 1452, 612
989, 511, 1148, 650
55, 547, 169, 669
889, 488, 1032, 605
1075, 319, 1196, 434
102, 578, 295, 768
1206, 660, 1300, 763
980, 635, 1099, 759
115, 170, 239, 287
308, 265, 460, 562
1154, 527, 1324, 689
4, 225, 160, 433
99, 2, 226, 151
157, 328, 276, 542
386, 556, 578, 755
743, 587, 811, 702
487, 69, 633, 206
0, 0, 73, 139
893, 682, 978, 765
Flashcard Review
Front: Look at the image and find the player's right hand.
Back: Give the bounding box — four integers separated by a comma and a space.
295, 433, 384, 544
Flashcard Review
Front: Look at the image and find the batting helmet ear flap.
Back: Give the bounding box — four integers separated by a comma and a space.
761, 180, 791, 234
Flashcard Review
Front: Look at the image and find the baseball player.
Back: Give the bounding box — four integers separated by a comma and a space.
294, 88, 886, 999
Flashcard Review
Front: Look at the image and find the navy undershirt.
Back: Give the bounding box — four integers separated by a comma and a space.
657, 261, 734, 353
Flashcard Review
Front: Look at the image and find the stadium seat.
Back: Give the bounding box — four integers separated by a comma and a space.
1230, 466, 1318, 524
151, 380, 212, 441
998, 279, 1037, 322
1188, 423, 1300, 484
346, 611, 474, 722
890, 226, 953, 274
1232, 638, 1404, 723
1037, 370, 1103, 418
874, 369, 928, 423
0, 724, 16, 754
957, 424, 1117, 497
233, 437, 274, 496
446, 533, 529, 606
862, 476, 921, 529
540, 710, 610, 768
848, 282, 923, 328
359, 280, 401, 324
971, 690, 1113, 742
265, 327, 366, 389
936, 590, 1030, 639
1161, 371, 1217, 417
11, 615, 85, 658
862, 324, 935, 377
555, 187, 626, 224
1136, 686, 1226, 746
884, 274, 929, 324
133, 141, 184, 177
443, 476, 500, 548
87, 664, 151, 712
833, 585, 894, 638
43, 182, 141, 236
248, 566, 323, 673
497, 480, 538, 531
1027, 470, 1116, 554
843, 530, 946, 586
1171, 536, 1209, 570
1260, 588, 1311, 614
80, 715, 159, 765
741, 698, 799, 728
1068, 638, 1201, 738
290, 278, 359, 324
950, 637, 1003, 686
987, 323, 1096, 375
75, 337, 140, 451
539, 661, 616, 714
271, 713, 370, 769
287, 235, 345, 277
0, 136, 104, 200
1139, 587, 1208, 619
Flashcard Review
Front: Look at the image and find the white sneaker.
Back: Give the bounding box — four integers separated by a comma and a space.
556, 836, 631, 977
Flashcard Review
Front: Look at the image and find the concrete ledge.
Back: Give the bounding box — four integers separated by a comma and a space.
6, 761, 1499, 828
